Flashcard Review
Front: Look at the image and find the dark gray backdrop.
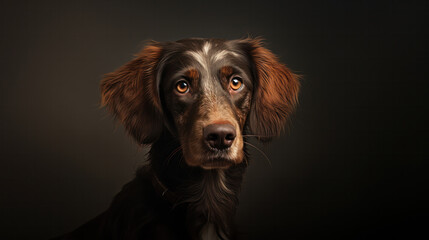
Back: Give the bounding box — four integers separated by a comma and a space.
1, 0, 428, 239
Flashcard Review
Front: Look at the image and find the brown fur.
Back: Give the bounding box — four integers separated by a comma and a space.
185, 69, 200, 81
245, 39, 300, 141
100, 43, 164, 144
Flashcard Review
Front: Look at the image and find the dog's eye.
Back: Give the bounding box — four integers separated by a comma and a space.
176, 80, 189, 93
230, 77, 243, 91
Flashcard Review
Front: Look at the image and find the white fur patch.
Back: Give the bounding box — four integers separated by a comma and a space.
185, 41, 240, 96
212, 50, 228, 62
203, 42, 211, 55
186, 42, 211, 69
186, 41, 237, 68
186, 50, 207, 69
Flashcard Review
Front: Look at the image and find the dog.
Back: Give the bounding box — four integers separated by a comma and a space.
55, 38, 299, 240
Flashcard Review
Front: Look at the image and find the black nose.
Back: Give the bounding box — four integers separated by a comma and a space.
203, 124, 236, 150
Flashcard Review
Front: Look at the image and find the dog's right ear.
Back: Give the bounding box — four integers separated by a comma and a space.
101, 42, 163, 144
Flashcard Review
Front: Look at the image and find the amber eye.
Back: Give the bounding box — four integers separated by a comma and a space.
230, 77, 243, 91
176, 80, 189, 93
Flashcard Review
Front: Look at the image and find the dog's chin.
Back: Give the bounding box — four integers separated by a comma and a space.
182, 143, 244, 169
200, 158, 234, 170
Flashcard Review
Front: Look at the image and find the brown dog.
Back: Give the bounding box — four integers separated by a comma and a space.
56, 38, 299, 240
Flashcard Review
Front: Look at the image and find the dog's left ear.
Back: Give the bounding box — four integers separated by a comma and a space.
243, 39, 300, 141
100, 42, 164, 144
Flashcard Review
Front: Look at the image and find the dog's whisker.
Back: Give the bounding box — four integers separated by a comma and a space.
244, 141, 272, 167
242, 134, 274, 137
243, 145, 252, 166
165, 146, 183, 166
243, 152, 250, 166
175, 152, 184, 166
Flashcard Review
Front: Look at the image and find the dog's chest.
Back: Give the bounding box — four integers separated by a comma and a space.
200, 223, 229, 240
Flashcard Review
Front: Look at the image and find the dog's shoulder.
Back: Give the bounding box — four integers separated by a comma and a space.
59, 166, 178, 239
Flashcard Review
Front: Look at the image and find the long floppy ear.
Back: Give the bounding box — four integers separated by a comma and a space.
245, 39, 300, 141
100, 42, 163, 144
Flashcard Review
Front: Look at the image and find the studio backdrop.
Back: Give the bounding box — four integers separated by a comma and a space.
0, 0, 427, 239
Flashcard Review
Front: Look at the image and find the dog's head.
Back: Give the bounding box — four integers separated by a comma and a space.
101, 38, 299, 169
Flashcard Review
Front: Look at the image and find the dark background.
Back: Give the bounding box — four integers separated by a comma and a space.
1, 0, 428, 239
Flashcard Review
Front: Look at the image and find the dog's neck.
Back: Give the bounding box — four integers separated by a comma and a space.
148, 131, 247, 238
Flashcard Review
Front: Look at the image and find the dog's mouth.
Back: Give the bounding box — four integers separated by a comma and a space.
180, 127, 244, 169
200, 157, 234, 170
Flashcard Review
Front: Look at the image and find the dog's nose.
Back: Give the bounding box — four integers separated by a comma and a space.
204, 124, 236, 150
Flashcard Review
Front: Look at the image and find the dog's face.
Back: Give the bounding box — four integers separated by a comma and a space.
159, 39, 253, 169
101, 38, 299, 169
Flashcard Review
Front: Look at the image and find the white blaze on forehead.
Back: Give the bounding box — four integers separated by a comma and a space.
185, 42, 211, 70
213, 50, 241, 62
185, 41, 239, 94
212, 50, 228, 62
202, 41, 211, 54
186, 51, 207, 69
186, 41, 239, 68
